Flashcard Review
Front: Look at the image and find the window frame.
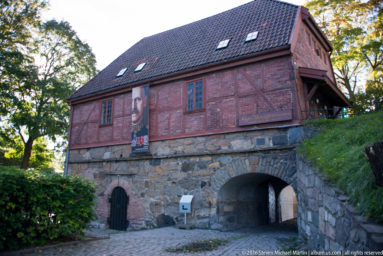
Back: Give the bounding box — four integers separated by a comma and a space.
100, 98, 114, 126
184, 79, 205, 113
216, 39, 231, 50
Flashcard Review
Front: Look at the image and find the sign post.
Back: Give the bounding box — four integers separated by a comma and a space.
179, 195, 193, 225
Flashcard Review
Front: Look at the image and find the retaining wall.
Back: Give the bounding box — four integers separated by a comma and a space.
297, 156, 383, 251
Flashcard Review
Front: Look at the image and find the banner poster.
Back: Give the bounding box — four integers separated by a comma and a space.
131, 84, 149, 154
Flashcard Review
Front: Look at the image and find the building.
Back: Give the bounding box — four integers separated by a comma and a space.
67, 0, 350, 231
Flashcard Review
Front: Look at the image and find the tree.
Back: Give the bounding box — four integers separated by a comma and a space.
0, 0, 47, 115
0, 131, 54, 170
1, 19, 97, 169
305, 0, 366, 101
305, 0, 383, 106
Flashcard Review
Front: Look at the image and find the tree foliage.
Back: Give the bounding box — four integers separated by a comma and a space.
0, 0, 47, 114
306, 0, 383, 109
0, 0, 97, 169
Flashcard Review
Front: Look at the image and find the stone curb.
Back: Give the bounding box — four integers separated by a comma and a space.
0, 235, 110, 256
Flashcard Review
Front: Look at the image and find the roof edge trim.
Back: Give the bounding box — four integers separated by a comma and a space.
301, 7, 333, 52
298, 67, 351, 106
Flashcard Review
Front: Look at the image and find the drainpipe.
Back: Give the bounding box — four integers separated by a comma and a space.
64, 147, 69, 176
64, 105, 74, 177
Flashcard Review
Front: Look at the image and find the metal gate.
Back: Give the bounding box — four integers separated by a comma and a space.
109, 187, 129, 230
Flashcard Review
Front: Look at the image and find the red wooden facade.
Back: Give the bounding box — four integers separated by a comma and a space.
68, 6, 349, 150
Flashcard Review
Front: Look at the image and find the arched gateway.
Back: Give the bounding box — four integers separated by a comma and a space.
209, 151, 297, 231
216, 173, 297, 230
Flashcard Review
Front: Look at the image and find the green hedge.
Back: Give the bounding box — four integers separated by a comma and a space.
0, 166, 95, 251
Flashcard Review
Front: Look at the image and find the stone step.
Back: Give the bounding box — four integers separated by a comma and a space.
371, 234, 383, 245
371, 234, 383, 250
361, 224, 383, 235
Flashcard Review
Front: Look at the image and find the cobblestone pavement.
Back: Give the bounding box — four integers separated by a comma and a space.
12, 225, 298, 256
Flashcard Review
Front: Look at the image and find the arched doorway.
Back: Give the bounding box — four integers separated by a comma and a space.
278, 185, 297, 223
109, 187, 129, 230
216, 173, 297, 231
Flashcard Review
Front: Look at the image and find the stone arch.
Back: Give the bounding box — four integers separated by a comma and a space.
210, 151, 296, 193
210, 151, 297, 230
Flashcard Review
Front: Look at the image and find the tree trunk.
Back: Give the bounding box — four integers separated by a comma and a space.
365, 141, 383, 187
21, 138, 34, 169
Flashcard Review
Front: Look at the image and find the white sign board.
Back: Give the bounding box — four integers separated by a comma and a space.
179, 195, 193, 213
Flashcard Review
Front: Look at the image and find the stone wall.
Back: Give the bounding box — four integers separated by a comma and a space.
68, 126, 305, 230
297, 156, 383, 251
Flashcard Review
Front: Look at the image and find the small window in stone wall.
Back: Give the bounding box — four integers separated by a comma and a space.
323, 52, 327, 64
101, 100, 113, 125
306, 30, 311, 47
186, 80, 203, 112
316, 47, 321, 57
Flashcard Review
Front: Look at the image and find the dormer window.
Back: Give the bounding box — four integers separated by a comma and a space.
245, 31, 259, 42
116, 67, 127, 77
135, 62, 146, 72
216, 39, 230, 50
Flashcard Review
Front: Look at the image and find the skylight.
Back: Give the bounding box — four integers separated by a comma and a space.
245, 31, 259, 42
116, 67, 127, 77
135, 62, 146, 72
216, 39, 230, 50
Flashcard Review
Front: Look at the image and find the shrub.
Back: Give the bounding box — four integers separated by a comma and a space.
0, 166, 95, 251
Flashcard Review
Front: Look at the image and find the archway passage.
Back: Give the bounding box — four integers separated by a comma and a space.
278, 185, 298, 223
217, 173, 297, 231
109, 187, 129, 231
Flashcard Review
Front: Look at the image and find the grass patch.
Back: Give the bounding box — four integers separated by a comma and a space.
280, 236, 301, 256
298, 111, 383, 223
166, 239, 229, 253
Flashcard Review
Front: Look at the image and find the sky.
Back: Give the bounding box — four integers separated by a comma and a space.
43, 0, 306, 71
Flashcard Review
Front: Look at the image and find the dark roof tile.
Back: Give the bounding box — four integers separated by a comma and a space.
69, 0, 298, 101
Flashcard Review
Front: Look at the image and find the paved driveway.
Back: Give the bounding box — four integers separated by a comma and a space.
9, 225, 298, 256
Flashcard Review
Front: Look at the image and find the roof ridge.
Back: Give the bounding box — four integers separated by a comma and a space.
142, 1, 255, 41
260, 0, 300, 7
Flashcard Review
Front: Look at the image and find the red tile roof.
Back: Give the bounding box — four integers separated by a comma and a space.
69, 0, 299, 101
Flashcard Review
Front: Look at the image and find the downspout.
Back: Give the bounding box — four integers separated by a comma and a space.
64, 148, 69, 176
64, 104, 74, 176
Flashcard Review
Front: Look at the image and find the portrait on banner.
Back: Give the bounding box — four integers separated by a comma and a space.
131, 85, 149, 154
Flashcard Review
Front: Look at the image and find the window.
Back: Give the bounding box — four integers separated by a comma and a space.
116, 67, 127, 77
245, 31, 258, 42
101, 100, 112, 125
135, 62, 146, 72
186, 80, 203, 111
316, 47, 321, 57
216, 39, 230, 49
306, 31, 311, 46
